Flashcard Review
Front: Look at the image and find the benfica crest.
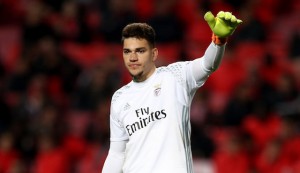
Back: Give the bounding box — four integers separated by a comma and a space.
154, 84, 161, 96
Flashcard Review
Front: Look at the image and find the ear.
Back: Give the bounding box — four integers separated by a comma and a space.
152, 48, 158, 62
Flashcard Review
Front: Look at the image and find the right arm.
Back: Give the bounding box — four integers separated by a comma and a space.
102, 140, 127, 173
103, 95, 129, 173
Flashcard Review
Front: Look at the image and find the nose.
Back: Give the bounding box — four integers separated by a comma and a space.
129, 52, 138, 61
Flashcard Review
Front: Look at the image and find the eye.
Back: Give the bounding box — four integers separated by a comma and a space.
123, 50, 130, 54
137, 49, 146, 54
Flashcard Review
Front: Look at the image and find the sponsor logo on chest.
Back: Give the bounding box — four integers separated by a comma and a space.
126, 107, 167, 136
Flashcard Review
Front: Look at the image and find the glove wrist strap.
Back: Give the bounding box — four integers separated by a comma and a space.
212, 33, 228, 45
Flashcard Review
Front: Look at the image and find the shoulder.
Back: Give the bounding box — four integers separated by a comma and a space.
157, 61, 191, 84
111, 83, 132, 105
157, 61, 191, 73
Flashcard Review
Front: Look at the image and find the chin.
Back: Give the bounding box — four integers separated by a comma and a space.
130, 71, 143, 81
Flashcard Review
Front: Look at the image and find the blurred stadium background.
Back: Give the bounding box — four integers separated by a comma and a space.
0, 0, 300, 172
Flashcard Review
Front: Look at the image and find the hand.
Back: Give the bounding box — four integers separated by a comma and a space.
204, 11, 242, 38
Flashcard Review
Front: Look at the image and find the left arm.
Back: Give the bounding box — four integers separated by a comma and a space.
191, 11, 242, 82
192, 42, 225, 82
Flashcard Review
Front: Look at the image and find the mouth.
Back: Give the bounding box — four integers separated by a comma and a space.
128, 64, 140, 69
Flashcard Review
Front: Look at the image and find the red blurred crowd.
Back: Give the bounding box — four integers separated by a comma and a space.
0, 0, 300, 173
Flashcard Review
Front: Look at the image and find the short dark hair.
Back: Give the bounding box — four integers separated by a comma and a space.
121, 23, 156, 48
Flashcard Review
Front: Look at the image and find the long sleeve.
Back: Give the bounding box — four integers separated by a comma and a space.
102, 140, 127, 173
192, 42, 225, 82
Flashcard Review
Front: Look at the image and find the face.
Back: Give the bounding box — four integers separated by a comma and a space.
123, 38, 158, 82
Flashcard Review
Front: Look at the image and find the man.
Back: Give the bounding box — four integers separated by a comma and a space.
102, 11, 242, 173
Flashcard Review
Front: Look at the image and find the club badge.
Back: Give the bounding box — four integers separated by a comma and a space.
154, 84, 161, 96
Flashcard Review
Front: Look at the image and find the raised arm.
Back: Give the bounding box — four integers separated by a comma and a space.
192, 11, 242, 82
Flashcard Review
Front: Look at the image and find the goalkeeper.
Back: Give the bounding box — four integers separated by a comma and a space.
102, 11, 242, 173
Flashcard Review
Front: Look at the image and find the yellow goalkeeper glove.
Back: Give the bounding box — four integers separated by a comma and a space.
204, 11, 242, 38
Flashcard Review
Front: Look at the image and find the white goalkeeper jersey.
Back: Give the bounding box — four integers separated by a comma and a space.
110, 63, 208, 173
109, 43, 224, 173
